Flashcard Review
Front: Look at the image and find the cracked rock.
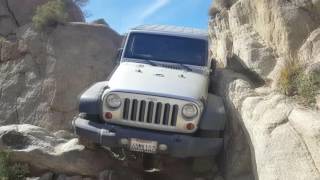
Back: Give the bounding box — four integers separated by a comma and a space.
0, 23, 121, 131
0, 124, 117, 177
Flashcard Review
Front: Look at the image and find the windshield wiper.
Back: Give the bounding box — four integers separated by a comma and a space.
178, 63, 192, 71
142, 59, 157, 66
131, 54, 157, 66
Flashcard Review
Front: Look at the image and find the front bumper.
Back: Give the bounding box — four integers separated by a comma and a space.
73, 117, 223, 158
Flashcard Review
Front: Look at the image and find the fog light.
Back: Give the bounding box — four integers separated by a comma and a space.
105, 112, 112, 119
159, 144, 168, 151
186, 123, 195, 130
120, 138, 129, 145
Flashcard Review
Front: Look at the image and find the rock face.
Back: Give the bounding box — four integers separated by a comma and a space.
210, 0, 320, 83
0, 0, 84, 38
209, 0, 320, 179
0, 23, 121, 130
215, 70, 320, 180
0, 124, 116, 176
299, 27, 320, 73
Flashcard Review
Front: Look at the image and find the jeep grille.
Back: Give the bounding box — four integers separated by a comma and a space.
122, 98, 179, 127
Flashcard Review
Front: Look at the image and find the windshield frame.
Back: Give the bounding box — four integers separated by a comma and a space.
122, 31, 209, 67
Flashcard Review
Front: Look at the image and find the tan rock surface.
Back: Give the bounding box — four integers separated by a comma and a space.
0, 124, 116, 176
214, 70, 320, 180
210, 0, 320, 179
0, 23, 121, 130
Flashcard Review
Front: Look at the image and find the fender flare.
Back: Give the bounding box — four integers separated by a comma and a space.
79, 81, 108, 115
199, 93, 226, 131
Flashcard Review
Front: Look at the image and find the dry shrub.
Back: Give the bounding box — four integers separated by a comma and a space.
32, 0, 68, 31
279, 60, 320, 105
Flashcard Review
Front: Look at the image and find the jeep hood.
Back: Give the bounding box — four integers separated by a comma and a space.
108, 62, 208, 101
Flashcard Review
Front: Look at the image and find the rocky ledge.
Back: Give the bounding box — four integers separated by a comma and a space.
0, 124, 116, 177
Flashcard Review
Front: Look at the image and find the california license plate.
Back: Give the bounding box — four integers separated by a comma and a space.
129, 138, 158, 153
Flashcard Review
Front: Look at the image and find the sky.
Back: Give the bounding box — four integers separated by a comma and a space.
83, 0, 212, 34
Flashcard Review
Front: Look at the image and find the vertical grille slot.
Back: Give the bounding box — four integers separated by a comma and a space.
139, 100, 146, 122
171, 105, 179, 126
155, 103, 162, 124
146, 102, 154, 123
123, 98, 130, 120
163, 103, 170, 125
131, 99, 138, 121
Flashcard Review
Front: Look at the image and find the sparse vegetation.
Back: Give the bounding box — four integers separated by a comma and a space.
0, 151, 29, 180
278, 60, 301, 96
278, 60, 320, 105
209, 6, 220, 17
73, 0, 89, 7
32, 0, 68, 31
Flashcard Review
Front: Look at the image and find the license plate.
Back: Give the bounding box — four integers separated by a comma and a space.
129, 138, 157, 153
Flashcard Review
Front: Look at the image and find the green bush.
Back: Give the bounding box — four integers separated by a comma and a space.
296, 73, 316, 104
32, 0, 68, 31
0, 151, 29, 180
278, 60, 320, 105
0, 151, 10, 179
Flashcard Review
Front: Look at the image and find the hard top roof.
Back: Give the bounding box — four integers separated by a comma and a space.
130, 24, 208, 40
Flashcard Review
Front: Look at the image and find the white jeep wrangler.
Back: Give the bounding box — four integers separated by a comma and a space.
73, 25, 226, 158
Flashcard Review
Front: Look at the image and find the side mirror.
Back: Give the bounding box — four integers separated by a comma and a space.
114, 48, 123, 64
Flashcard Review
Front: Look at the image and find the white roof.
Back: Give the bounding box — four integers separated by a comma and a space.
131, 24, 208, 40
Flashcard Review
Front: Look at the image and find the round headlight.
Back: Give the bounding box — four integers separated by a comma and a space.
106, 94, 121, 109
182, 103, 198, 119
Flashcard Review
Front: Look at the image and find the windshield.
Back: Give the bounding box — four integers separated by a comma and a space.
124, 33, 208, 66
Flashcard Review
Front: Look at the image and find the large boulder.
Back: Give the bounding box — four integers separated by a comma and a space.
0, 124, 116, 176
0, 0, 84, 38
0, 23, 121, 130
210, 0, 320, 179
214, 69, 320, 180
299, 27, 320, 68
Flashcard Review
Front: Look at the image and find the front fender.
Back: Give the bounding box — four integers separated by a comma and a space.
199, 94, 226, 131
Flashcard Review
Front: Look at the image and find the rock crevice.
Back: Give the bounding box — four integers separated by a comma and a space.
3, 0, 19, 27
